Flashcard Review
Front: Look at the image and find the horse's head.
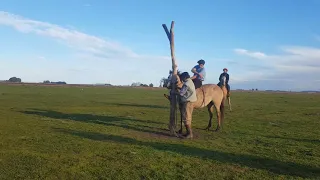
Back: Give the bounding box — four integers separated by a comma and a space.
219, 75, 227, 87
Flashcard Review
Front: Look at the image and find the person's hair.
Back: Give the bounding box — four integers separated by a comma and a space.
197, 59, 205, 65
179, 72, 190, 81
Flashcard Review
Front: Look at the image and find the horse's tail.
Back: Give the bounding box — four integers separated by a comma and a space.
220, 97, 225, 122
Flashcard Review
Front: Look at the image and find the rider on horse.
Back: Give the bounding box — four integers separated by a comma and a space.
190, 59, 206, 89
218, 68, 230, 95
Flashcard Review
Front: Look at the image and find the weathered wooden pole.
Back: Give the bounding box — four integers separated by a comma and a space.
162, 21, 178, 137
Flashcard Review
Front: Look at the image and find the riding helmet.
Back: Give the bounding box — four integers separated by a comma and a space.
197, 59, 205, 65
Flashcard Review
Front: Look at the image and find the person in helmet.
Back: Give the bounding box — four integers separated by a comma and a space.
218, 68, 230, 95
190, 59, 206, 89
178, 72, 197, 138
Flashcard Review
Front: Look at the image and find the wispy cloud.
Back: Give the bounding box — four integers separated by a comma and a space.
0, 11, 168, 62
0, 11, 172, 85
234, 48, 267, 59
37, 56, 46, 60
233, 46, 320, 90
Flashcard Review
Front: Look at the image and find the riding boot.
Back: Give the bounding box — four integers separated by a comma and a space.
184, 124, 193, 139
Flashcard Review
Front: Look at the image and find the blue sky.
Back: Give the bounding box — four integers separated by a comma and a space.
0, 0, 320, 90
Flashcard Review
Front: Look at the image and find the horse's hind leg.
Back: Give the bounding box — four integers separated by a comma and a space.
205, 101, 214, 131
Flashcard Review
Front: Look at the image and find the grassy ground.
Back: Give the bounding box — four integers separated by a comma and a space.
0, 84, 319, 180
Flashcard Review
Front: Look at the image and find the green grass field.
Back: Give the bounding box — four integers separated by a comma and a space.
0, 84, 319, 180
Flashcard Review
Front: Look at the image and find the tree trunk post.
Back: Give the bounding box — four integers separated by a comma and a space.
162, 21, 178, 137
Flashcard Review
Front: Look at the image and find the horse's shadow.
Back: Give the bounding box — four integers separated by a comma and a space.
54, 128, 320, 179
19, 108, 171, 137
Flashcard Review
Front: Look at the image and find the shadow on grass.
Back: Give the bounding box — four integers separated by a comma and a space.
98, 102, 168, 109
55, 128, 320, 179
19, 109, 171, 137
235, 131, 320, 144
264, 135, 320, 144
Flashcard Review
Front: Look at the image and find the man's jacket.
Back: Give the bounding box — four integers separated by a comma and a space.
219, 72, 229, 84
179, 78, 197, 103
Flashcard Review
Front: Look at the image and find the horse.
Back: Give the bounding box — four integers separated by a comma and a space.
217, 76, 232, 111
163, 71, 225, 135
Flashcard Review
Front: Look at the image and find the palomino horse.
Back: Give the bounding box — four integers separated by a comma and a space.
164, 72, 225, 133
218, 76, 232, 111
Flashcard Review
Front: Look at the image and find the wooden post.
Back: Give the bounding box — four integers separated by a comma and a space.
162, 21, 178, 137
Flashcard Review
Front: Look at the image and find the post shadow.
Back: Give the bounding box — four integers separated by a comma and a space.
19, 108, 171, 137
94, 102, 168, 109
234, 131, 320, 144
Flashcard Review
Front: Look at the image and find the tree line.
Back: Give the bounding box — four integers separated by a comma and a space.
1, 77, 67, 84
131, 82, 154, 87
4, 77, 158, 87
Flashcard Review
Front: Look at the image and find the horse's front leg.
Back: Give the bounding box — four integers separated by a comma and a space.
228, 96, 232, 111
205, 102, 214, 130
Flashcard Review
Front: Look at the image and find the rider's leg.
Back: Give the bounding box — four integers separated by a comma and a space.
227, 84, 230, 96
192, 79, 201, 89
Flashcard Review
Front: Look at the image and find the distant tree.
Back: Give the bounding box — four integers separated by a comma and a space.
140, 84, 148, 87
8, 77, 21, 83
51, 81, 67, 84
56, 81, 67, 84
256, 88, 258, 91
43, 80, 50, 84
149, 83, 154, 87
131, 82, 142, 87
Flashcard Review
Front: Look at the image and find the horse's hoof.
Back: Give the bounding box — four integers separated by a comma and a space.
214, 127, 220, 132
204, 127, 210, 131
178, 129, 182, 134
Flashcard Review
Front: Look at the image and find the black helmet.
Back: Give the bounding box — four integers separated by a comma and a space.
197, 59, 205, 65
179, 72, 190, 81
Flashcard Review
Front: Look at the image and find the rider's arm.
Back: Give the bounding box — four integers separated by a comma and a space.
198, 68, 205, 79
190, 75, 197, 80
191, 65, 198, 74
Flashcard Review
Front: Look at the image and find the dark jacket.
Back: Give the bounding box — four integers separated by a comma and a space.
219, 72, 229, 84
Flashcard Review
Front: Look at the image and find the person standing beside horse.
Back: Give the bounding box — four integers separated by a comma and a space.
190, 59, 206, 89
178, 72, 197, 139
